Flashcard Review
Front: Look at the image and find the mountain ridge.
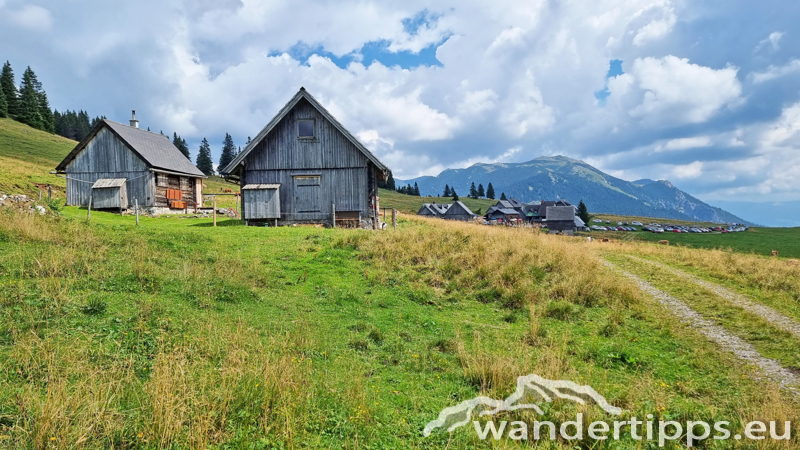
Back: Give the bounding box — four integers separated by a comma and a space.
396, 156, 752, 225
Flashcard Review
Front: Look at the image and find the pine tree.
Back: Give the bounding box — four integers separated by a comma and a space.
469, 182, 478, 199
452, 189, 459, 201
0, 61, 19, 117
386, 171, 396, 190
38, 91, 54, 133
0, 87, 7, 118
196, 138, 214, 176
477, 183, 485, 198
219, 133, 236, 169
443, 184, 450, 197
500, 192, 507, 200
486, 183, 495, 200
18, 67, 43, 130
413, 182, 420, 196
577, 200, 590, 225
173, 132, 190, 159
77, 110, 91, 139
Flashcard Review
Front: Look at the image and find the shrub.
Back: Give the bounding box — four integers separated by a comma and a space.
81, 297, 107, 315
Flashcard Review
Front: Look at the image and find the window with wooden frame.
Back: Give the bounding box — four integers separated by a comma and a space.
297, 119, 314, 139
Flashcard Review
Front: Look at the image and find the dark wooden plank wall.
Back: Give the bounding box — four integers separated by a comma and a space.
242, 98, 375, 223
243, 189, 280, 220
65, 127, 151, 207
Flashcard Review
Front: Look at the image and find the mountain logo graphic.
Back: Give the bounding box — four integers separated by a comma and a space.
423, 374, 623, 436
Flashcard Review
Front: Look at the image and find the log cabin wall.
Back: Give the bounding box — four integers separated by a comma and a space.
154, 172, 197, 208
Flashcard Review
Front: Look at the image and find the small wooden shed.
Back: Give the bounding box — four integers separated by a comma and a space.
91, 178, 128, 211
242, 184, 281, 221
442, 201, 475, 221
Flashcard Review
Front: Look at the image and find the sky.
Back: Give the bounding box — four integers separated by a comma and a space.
1, 0, 799, 225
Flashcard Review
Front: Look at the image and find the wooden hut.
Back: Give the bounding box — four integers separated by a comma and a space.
545, 205, 577, 234
442, 201, 474, 221
56, 113, 206, 211
220, 88, 389, 227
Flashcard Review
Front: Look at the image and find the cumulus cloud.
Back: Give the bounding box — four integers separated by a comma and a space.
609, 56, 742, 124
2, 0, 800, 212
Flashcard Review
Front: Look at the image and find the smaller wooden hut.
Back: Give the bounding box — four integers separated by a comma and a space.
545, 205, 577, 234
90, 178, 128, 211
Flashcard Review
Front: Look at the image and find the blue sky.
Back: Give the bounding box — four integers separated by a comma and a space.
1, 0, 799, 225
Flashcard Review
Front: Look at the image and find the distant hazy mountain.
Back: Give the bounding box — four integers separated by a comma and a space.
396, 156, 752, 224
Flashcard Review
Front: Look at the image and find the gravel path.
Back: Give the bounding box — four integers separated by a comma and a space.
625, 255, 800, 339
604, 261, 800, 393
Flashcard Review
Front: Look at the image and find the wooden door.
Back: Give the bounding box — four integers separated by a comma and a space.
294, 176, 321, 213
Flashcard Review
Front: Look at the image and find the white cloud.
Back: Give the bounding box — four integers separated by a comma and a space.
754, 31, 784, 53
751, 59, 800, 84
632, 5, 677, 46
660, 136, 712, 151
671, 161, 703, 179
7, 5, 53, 31
610, 56, 742, 124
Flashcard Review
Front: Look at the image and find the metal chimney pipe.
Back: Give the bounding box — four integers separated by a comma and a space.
130, 110, 139, 128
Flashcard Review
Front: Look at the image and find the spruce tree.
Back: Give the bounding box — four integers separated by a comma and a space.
196, 138, 214, 176
0, 87, 7, 118
173, 132, 190, 159
386, 171, 396, 190
18, 67, 43, 130
452, 189, 459, 201
219, 133, 236, 169
413, 182, 420, 196
486, 183, 495, 200
477, 183, 485, 198
443, 184, 450, 197
577, 200, 590, 225
469, 182, 478, 199
77, 110, 91, 140
500, 192, 507, 200
0, 61, 18, 117
38, 91, 54, 133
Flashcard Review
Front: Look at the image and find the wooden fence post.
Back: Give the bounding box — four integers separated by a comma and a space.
392, 208, 397, 231
87, 195, 92, 220
332, 203, 336, 228
135, 198, 139, 225
213, 197, 217, 227
48, 185, 52, 200
39, 190, 42, 201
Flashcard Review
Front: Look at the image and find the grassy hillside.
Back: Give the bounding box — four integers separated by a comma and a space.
0, 118, 74, 195
0, 118, 238, 207
0, 208, 798, 447
379, 188, 496, 215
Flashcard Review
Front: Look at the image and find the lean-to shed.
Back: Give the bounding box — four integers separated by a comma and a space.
220, 88, 389, 227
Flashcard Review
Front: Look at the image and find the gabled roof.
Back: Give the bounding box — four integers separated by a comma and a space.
444, 201, 474, 216
497, 208, 520, 216
546, 206, 576, 221
418, 204, 439, 216
56, 119, 205, 177
221, 87, 388, 176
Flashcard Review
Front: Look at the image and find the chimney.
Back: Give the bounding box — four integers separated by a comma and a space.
130, 110, 139, 128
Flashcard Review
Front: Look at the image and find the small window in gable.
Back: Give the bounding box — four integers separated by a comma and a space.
298, 119, 314, 139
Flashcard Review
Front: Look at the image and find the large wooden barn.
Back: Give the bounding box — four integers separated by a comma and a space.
220, 88, 388, 227
56, 113, 206, 211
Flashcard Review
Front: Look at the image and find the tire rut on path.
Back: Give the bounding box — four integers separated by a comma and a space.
624, 254, 800, 339
603, 261, 800, 395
